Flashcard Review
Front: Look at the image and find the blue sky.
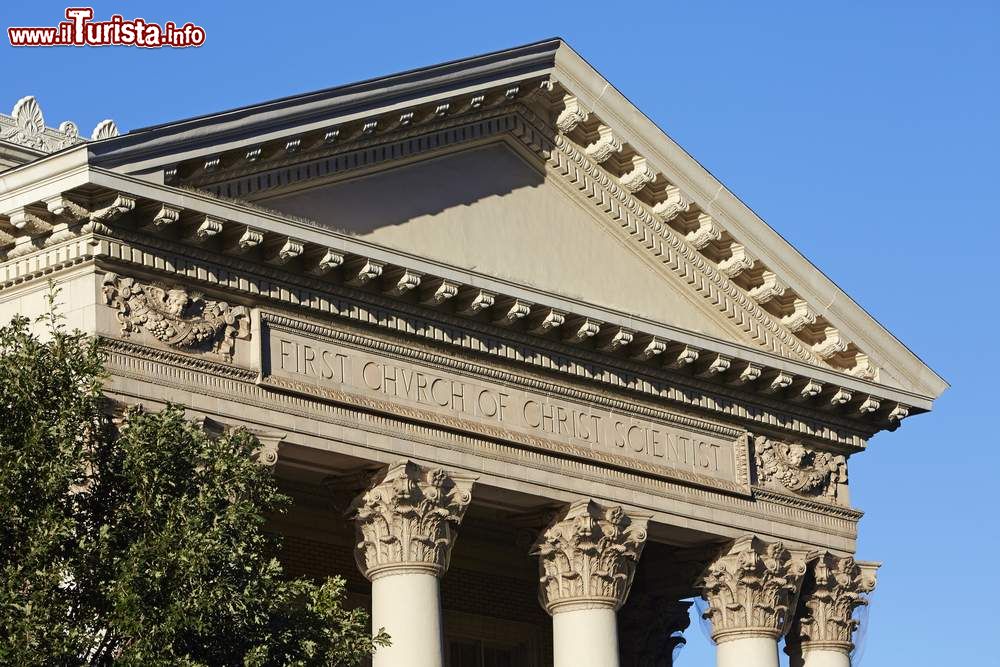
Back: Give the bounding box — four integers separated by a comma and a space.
3, 1, 997, 664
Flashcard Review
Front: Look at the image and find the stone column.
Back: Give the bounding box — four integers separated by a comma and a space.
785, 553, 879, 667
697, 535, 808, 667
532, 499, 649, 667
349, 460, 476, 667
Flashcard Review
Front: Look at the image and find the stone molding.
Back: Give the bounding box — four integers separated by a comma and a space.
347, 459, 476, 580
532, 499, 648, 614
786, 553, 879, 655
697, 535, 808, 644
754, 435, 848, 504
102, 272, 250, 361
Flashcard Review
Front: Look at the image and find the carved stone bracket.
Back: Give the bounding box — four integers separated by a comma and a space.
348, 460, 476, 580
754, 436, 847, 503
786, 553, 879, 655
697, 535, 808, 644
532, 499, 649, 614
101, 273, 250, 361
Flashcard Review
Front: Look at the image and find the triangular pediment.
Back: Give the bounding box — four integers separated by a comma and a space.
258, 141, 748, 345
72, 38, 944, 402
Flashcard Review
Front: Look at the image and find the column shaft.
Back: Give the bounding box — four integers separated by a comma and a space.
800, 648, 851, 667
371, 572, 443, 667
553, 607, 620, 667
716, 637, 780, 667
348, 460, 476, 667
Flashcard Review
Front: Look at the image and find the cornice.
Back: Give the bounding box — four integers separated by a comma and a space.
0, 211, 915, 447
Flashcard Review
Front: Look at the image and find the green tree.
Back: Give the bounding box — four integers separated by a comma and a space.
0, 304, 387, 665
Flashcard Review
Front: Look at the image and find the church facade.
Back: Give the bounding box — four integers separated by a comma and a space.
0, 40, 944, 667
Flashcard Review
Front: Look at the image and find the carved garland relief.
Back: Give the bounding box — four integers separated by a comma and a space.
753, 435, 847, 503
101, 273, 250, 361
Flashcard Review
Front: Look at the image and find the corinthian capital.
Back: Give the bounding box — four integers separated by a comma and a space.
532, 499, 648, 614
348, 460, 475, 580
697, 535, 808, 644
787, 553, 879, 654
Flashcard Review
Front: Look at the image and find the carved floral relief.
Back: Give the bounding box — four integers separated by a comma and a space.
101, 273, 250, 361
754, 436, 847, 502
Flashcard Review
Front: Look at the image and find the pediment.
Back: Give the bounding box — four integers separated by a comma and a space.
70, 39, 944, 403
259, 142, 747, 345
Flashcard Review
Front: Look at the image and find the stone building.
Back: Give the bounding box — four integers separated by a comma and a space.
0, 39, 945, 667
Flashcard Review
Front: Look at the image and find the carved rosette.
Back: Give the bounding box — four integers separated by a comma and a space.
754, 436, 847, 503
348, 460, 475, 580
532, 499, 649, 614
102, 273, 251, 361
786, 553, 879, 655
697, 536, 808, 644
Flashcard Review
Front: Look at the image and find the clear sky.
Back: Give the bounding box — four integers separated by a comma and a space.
3, 1, 997, 664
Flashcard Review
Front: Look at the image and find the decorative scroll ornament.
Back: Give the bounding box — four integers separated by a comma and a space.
348, 460, 475, 580
786, 553, 879, 653
697, 535, 807, 644
101, 273, 250, 361
754, 436, 847, 502
532, 499, 649, 614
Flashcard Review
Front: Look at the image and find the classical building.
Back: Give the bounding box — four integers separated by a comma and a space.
0, 40, 944, 667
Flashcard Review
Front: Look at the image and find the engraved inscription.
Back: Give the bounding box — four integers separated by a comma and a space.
262, 324, 743, 487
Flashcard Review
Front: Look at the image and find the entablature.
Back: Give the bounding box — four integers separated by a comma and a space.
0, 174, 922, 440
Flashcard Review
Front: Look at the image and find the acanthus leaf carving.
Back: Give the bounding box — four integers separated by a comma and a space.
532, 499, 648, 614
697, 535, 807, 643
101, 273, 250, 361
786, 553, 879, 654
754, 435, 847, 503
348, 460, 475, 580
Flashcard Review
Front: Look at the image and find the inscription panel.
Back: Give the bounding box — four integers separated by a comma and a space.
259, 313, 750, 494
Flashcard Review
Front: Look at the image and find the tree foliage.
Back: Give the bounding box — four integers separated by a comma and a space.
0, 304, 387, 665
